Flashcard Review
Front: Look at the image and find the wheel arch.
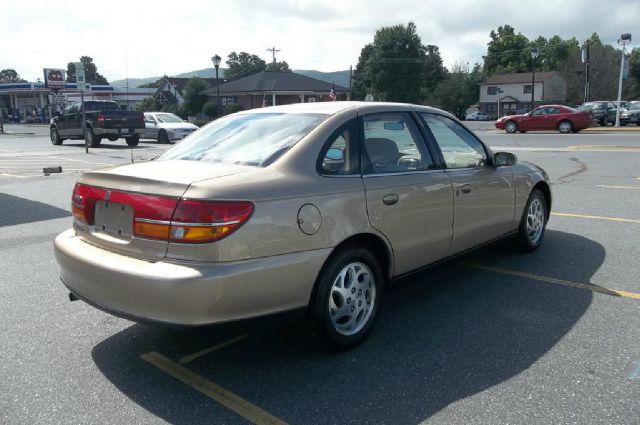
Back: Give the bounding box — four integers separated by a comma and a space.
307, 232, 394, 309
532, 181, 552, 221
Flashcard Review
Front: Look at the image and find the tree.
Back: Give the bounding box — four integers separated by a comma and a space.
351, 44, 374, 100
434, 62, 484, 118
483, 25, 531, 74
66, 56, 109, 85
225, 52, 267, 80
135, 96, 159, 112
266, 61, 291, 72
182, 77, 209, 116
0, 69, 26, 83
630, 48, 640, 98
352, 22, 445, 103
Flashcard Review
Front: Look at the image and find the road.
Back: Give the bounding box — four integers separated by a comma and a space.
1, 122, 639, 424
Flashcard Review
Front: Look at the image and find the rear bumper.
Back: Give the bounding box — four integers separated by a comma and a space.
94, 128, 144, 136
54, 229, 330, 325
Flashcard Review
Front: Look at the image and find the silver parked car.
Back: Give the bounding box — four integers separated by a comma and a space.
54, 102, 551, 348
143, 112, 198, 143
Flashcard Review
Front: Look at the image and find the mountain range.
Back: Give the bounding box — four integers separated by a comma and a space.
111, 68, 351, 89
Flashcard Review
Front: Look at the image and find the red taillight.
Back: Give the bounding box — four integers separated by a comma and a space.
71, 184, 253, 244
169, 200, 254, 243
72, 183, 106, 224
97, 113, 105, 126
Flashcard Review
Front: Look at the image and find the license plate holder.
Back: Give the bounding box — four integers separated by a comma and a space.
94, 201, 134, 240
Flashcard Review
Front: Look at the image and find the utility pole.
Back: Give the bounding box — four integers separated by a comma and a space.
267, 46, 281, 70
615, 33, 632, 127
582, 40, 590, 103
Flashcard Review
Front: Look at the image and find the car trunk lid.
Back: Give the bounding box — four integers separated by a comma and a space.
73, 160, 253, 260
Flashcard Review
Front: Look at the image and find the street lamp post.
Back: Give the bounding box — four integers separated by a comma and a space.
211, 54, 222, 119
615, 33, 631, 127
530, 47, 540, 110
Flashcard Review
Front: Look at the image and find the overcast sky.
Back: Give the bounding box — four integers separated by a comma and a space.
1, 0, 638, 83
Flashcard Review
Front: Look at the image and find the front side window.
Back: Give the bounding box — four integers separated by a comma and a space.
159, 112, 327, 167
362, 112, 434, 174
421, 113, 487, 169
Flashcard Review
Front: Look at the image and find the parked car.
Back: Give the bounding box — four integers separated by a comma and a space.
50, 100, 145, 147
465, 111, 491, 121
620, 102, 640, 126
495, 105, 591, 134
54, 102, 551, 348
577, 101, 617, 126
143, 112, 199, 143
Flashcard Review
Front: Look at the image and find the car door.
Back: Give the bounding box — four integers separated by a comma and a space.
57, 103, 78, 137
68, 102, 82, 137
144, 114, 159, 139
360, 111, 454, 275
526, 107, 551, 130
419, 113, 515, 254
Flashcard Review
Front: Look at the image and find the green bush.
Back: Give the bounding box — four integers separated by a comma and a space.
201, 101, 217, 118
225, 103, 243, 114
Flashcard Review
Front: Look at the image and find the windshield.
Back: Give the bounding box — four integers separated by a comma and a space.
628, 103, 640, 110
154, 113, 184, 123
578, 103, 595, 111
158, 112, 327, 167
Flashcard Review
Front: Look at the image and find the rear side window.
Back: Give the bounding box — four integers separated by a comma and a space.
362, 112, 434, 174
319, 119, 360, 175
421, 113, 487, 169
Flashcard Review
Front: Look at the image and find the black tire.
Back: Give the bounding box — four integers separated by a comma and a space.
505, 120, 518, 134
620, 122, 627, 127
312, 247, 383, 349
158, 130, 170, 144
599, 118, 606, 126
50, 126, 63, 145
514, 189, 547, 252
125, 134, 140, 146
558, 120, 573, 134
84, 127, 101, 147
108, 136, 119, 141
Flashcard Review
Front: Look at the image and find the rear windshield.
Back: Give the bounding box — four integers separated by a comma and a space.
158, 112, 327, 167
85, 102, 120, 112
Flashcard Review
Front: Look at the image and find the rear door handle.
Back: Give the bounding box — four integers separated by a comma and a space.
460, 184, 472, 194
382, 194, 399, 205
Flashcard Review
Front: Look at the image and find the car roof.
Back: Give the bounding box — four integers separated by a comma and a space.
241, 101, 452, 118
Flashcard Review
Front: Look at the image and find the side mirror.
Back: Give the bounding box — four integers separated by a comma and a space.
54, 112, 61, 118
493, 151, 517, 167
325, 148, 344, 161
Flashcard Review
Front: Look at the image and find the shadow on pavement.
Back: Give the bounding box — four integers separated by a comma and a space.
92, 230, 602, 424
60, 142, 152, 150
0, 193, 69, 227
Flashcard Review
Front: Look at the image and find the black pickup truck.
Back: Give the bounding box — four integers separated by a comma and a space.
50, 100, 145, 147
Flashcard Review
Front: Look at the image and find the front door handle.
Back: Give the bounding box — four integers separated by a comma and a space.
460, 184, 472, 194
382, 194, 399, 205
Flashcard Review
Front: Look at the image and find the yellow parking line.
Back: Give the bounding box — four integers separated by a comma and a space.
551, 212, 640, 224
464, 263, 640, 300
179, 334, 248, 364
141, 351, 287, 425
596, 185, 640, 190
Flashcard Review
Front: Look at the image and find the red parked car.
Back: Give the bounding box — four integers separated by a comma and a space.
495, 105, 591, 134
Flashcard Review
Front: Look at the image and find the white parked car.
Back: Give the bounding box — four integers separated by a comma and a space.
143, 112, 198, 143
465, 111, 491, 121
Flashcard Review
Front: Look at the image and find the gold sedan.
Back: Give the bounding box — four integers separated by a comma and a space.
54, 102, 551, 348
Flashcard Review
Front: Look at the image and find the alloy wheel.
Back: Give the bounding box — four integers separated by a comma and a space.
329, 262, 376, 336
526, 198, 545, 244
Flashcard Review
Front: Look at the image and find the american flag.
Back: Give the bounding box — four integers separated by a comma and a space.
329, 83, 337, 101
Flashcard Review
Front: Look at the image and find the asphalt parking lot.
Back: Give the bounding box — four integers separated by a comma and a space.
1, 122, 639, 424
